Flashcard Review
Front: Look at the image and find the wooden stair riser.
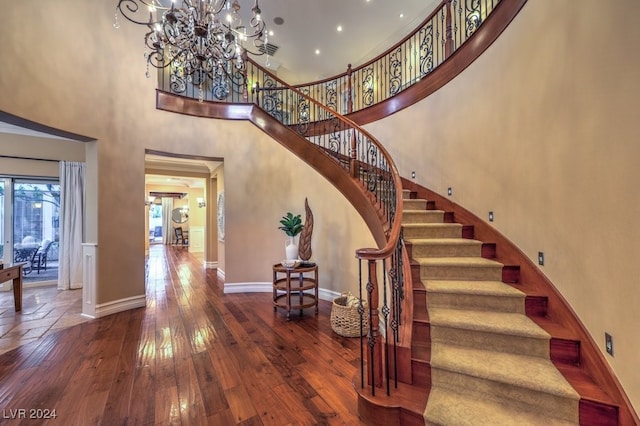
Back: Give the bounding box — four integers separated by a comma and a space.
420, 264, 503, 281
402, 224, 462, 239
551, 338, 581, 366
431, 368, 579, 423
411, 359, 431, 387
427, 291, 525, 314
525, 295, 548, 316
412, 321, 430, 342
407, 240, 482, 258
402, 211, 445, 224
430, 325, 550, 359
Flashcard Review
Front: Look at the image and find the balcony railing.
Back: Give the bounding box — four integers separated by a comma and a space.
158, 0, 501, 110
291, 0, 499, 115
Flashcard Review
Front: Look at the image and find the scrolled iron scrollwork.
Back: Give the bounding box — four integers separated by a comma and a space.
419, 24, 435, 76
325, 80, 338, 112
169, 72, 186, 94
389, 47, 403, 96
230, 68, 247, 95
361, 67, 375, 107
296, 94, 310, 135
465, 0, 482, 37
211, 75, 230, 100
261, 76, 284, 122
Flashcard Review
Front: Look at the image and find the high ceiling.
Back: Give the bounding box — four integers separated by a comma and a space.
2, 0, 440, 182
246, 0, 439, 83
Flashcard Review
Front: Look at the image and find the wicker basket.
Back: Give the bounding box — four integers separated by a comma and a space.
330, 295, 369, 337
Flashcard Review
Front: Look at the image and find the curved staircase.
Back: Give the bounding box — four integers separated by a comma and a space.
399, 186, 627, 425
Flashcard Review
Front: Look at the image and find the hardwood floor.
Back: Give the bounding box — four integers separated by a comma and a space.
0, 285, 86, 356
0, 245, 366, 425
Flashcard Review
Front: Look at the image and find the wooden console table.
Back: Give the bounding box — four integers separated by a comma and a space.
0, 263, 25, 312
272, 263, 318, 320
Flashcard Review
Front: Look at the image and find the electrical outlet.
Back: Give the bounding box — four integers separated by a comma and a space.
538, 252, 544, 266
488, 211, 494, 222
411, 171, 416, 178
447, 187, 452, 196
605, 333, 614, 356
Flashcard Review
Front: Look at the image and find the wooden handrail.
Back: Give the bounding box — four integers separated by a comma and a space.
245, 60, 404, 262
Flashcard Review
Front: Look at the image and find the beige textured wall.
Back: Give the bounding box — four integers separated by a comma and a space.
0, 134, 85, 177
367, 0, 640, 410
0, 1, 373, 303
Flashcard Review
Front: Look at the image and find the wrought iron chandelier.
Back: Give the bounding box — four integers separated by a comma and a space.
114, 0, 268, 84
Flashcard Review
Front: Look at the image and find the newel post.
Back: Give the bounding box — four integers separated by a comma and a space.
346, 63, 353, 114
366, 259, 383, 391
445, 0, 454, 58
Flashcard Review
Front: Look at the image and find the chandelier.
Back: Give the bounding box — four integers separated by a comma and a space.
114, 0, 268, 84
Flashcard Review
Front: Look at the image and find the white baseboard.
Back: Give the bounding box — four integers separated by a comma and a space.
223, 282, 339, 302
82, 294, 146, 319
217, 268, 225, 280
223, 282, 270, 294
205, 261, 218, 269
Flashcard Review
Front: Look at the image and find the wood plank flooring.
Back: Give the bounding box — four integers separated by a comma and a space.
0, 245, 366, 425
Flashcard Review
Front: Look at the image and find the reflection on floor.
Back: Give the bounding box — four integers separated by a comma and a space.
0, 247, 205, 356
0, 285, 87, 355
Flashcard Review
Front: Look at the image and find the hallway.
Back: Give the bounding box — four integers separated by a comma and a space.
0, 245, 365, 424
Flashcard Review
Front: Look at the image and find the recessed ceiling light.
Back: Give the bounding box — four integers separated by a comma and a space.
268, 30, 274, 36
399, 13, 404, 18
337, 25, 343, 32
315, 49, 320, 55
273, 17, 284, 25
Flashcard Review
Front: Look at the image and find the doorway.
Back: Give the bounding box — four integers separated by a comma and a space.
144, 150, 222, 266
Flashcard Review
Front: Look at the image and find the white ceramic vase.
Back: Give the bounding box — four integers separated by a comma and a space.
285, 236, 299, 260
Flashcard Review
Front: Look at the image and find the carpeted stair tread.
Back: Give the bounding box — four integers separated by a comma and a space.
418, 257, 504, 281
405, 237, 480, 244
403, 199, 429, 210
431, 344, 579, 399
425, 386, 578, 426
416, 257, 503, 267
403, 224, 463, 240
426, 279, 525, 298
425, 279, 526, 314
405, 238, 483, 258
429, 307, 550, 340
402, 211, 446, 224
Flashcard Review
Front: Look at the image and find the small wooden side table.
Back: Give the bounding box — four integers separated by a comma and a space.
272, 263, 318, 320
0, 263, 25, 312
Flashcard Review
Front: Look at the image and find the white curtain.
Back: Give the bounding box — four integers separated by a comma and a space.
162, 197, 173, 245
58, 161, 85, 290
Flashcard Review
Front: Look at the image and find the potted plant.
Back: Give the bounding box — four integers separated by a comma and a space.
279, 212, 303, 260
